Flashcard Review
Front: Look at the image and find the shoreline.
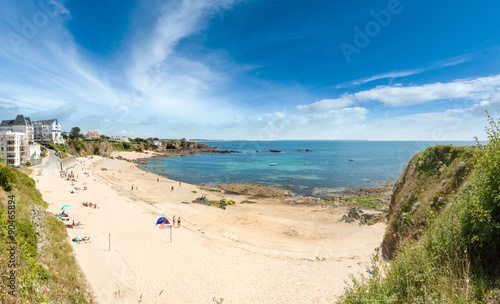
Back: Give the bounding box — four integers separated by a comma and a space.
115, 150, 394, 201
34, 151, 387, 303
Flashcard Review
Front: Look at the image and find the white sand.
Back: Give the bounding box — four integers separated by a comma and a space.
33, 152, 385, 303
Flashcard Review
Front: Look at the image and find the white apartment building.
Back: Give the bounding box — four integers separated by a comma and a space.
32, 119, 64, 144
0, 115, 40, 166
0, 131, 40, 167
0, 115, 34, 145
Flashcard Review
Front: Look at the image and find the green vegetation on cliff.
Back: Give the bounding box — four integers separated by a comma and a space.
338, 114, 500, 303
0, 163, 92, 303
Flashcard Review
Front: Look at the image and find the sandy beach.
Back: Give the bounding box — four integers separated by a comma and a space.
33, 151, 386, 303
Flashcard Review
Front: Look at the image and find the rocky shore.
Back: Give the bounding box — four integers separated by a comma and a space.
217, 182, 290, 197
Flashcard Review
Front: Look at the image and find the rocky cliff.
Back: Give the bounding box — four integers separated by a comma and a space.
382, 145, 476, 259
67, 140, 114, 157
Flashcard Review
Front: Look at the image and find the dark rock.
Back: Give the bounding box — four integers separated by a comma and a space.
348, 207, 361, 220
340, 215, 355, 223
359, 216, 367, 225
192, 197, 211, 206
363, 213, 377, 220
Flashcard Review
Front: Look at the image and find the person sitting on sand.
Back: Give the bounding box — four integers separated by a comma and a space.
366, 265, 379, 275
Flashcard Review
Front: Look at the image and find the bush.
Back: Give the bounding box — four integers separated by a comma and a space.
0, 166, 16, 190
459, 112, 500, 270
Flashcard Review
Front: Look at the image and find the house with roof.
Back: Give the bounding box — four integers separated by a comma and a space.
111, 135, 130, 142
85, 131, 100, 140
0, 114, 34, 145
32, 119, 64, 144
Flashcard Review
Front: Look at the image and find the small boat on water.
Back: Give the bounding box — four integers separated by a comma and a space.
269, 163, 277, 166
348, 159, 354, 161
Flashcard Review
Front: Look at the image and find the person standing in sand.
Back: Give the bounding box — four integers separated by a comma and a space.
172, 216, 176, 228
177, 217, 181, 228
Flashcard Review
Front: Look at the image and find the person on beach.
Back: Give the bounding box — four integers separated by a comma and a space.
179, 182, 181, 187
131, 184, 134, 190
177, 217, 181, 228
171, 186, 174, 191
172, 216, 176, 228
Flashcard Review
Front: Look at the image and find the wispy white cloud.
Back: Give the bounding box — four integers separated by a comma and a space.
349, 54, 474, 86
285, 74, 500, 140
295, 94, 355, 113
354, 75, 500, 107
0, 0, 245, 134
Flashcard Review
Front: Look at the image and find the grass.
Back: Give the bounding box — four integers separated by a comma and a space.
200, 187, 222, 192
111, 142, 134, 152
337, 195, 385, 209
0, 163, 92, 303
339, 201, 492, 303
240, 200, 257, 204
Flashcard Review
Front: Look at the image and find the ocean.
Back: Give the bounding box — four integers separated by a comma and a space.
138, 140, 475, 198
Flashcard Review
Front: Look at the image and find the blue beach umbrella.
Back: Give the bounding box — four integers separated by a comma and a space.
61, 205, 73, 210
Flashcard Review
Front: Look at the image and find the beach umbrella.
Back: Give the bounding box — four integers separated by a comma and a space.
61, 205, 73, 210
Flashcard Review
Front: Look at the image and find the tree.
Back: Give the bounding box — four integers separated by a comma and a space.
69, 127, 81, 140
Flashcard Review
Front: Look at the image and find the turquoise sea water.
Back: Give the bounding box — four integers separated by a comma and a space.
139, 140, 475, 198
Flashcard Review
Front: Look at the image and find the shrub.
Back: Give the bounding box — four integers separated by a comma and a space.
459, 112, 500, 270
0, 166, 16, 190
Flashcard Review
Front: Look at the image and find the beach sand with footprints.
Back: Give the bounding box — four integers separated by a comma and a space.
33, 151, 386, 303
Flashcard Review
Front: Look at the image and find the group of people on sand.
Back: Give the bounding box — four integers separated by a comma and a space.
172, 215, 181, 228
82, 201, 98, 209
70, 220, 83, 228
72, 236, 90, 244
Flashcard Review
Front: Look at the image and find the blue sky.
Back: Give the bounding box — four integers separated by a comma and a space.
1, 0, 500, 140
